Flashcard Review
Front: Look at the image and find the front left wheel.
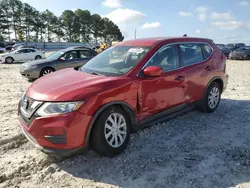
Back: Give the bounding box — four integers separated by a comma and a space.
35, 55, 42, 60
90, 106, 131, 157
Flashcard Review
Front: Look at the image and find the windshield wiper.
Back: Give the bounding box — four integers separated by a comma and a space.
90, 72, 100, 75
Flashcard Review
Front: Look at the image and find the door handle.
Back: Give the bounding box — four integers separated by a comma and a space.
175, 76, 185, 81
74, 61, 79, 63
205, 65, 213, 71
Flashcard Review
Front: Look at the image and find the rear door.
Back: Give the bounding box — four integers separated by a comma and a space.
14, 49, 26, 61
178, 43, 214, 103
75, 50, 95, 67
25, 49, 36, 61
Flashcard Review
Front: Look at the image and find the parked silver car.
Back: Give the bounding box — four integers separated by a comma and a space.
20, 48, 97, 81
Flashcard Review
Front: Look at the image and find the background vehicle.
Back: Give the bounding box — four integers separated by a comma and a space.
226, 43, 246, 51
0, 48, 45, 64
229, 47, 250, 60
18, 37, 228, 158
0, 47, 6, 54
5, 45, 13, 51
20, 48, 97, 80
216, 44, 231, 58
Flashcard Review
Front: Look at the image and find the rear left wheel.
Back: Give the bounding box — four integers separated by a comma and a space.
90, 106, 131, 157
5, 57, 14, 64
198, 82, 221, 113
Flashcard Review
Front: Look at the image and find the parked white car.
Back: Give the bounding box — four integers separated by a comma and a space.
0, 48, 45, 64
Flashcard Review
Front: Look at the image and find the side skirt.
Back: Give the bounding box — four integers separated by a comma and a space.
133, 102, 199, 131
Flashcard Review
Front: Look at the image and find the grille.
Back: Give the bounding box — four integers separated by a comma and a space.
21, 95, 35, 113
20, 94, 43, 120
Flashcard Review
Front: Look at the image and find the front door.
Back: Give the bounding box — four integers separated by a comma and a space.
138, 44, 186, 121
14, 49, 26, 61
57, 50, 79, 70
76, 50, 95, 67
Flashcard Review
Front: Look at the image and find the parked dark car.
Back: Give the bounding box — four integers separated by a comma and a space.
5, 45, 13, 51
216, 44, 231, 58
18, 37, 229, 158
229, 47, 250, 60
226, 43, 246, 51
20, 48, 97, 80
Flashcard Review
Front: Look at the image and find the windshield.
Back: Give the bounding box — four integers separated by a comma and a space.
80, 45, 150, 76
47, 50, 65, 60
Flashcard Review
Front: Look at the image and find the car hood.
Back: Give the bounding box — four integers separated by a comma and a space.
0, 52, 11, 56
26, 68, 123, 101
22, 59, 52, 66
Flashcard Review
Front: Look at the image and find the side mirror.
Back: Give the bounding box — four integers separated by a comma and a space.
143, 66, 163, 77
59, 57, 65, 61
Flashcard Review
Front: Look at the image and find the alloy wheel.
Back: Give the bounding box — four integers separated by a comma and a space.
208, 87, 220, 109
104, 112, 127, 148
43, 69, 52, 75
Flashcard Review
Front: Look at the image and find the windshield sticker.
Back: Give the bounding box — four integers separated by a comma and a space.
128, 48, 144, 54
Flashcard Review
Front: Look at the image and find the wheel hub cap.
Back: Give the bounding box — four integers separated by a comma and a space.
43, 70, 52, 75
104, 113, 127, 148
208, 87, 220, 109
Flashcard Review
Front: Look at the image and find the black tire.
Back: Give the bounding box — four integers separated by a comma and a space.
198, 82, 221, 113
35, 55, 42, 60
90, 106, 131, 157
40, 67, 55, 77
5, 57, 14, 64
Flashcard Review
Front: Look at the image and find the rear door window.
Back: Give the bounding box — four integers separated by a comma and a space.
79, 50, 93, 58
62, 51, 78, 60
179, 43, 204, 67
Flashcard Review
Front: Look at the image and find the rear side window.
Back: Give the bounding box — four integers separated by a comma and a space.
79, 50, 93, 58
26, 49, 36, 53
201, 44, 213, 59
180, 43, 203, 66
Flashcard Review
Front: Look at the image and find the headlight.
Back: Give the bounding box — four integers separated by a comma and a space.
25, 64, 38, 69
36, 101, 84, 116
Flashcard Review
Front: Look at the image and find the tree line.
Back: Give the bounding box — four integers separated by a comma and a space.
0, 0, 124, 43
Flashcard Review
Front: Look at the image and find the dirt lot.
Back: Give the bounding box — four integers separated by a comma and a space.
0, 60, 250, 188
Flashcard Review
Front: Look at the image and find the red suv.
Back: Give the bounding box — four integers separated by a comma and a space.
18, 37, 229, 157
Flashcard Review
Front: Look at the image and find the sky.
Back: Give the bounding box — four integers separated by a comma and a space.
21, 0, 250, 44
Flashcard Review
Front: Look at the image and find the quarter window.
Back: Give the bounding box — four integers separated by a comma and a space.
146, 45, 179, 72
180, 43, 203, 66
201, 44, 213, 59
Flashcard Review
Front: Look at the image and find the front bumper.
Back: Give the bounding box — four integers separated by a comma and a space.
18, 106, 93, 155
20, 67, 40, 79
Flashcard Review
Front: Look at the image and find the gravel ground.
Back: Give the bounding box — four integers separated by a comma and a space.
0, 60, 250, 188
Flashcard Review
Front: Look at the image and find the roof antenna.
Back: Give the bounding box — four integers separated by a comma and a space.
183, 34, 187, 37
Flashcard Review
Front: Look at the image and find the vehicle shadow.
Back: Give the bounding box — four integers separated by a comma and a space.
56, 98, 250, 188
